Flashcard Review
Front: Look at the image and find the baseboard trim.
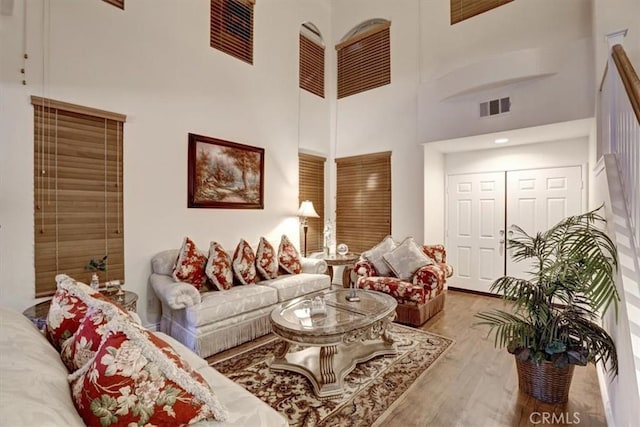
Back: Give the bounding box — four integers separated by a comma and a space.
448, 287, 502, 299
447, 287, 569, 308
596, 362, 615, 426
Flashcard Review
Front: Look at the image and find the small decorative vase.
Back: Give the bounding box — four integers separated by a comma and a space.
337, 243, 349, 256
90, 273, 100, 290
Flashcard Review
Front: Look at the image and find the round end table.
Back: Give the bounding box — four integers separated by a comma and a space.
323, 253, 359, 287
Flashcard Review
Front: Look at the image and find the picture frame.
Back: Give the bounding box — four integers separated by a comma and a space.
102, 0, 124, 10
188, 133, 264, 209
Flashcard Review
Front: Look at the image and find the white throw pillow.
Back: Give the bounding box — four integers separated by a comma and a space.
383, 237, 434, 281
362, 235, 397, 276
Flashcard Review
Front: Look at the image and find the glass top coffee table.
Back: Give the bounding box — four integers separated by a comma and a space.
269, 289, 397, 399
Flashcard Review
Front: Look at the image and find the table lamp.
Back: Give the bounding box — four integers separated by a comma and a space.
297, 200, 320, 257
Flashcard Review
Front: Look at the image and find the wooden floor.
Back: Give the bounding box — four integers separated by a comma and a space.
210, 290, 606, 427
378, 290, 606, 427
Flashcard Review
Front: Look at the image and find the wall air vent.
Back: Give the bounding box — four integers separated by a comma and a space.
480, 97, 510, 117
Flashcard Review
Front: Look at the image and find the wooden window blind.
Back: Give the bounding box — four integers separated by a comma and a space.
299, 153, 325, 253
31, 96, 126, 297
450, 0, 513, 25
102, 0, 124, 9
335, 152, 391, 253
336, 20, 390, 99
210, 0, 255, 64
299, 33, 325, 98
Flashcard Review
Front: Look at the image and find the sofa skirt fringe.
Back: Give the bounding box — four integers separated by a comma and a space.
395, 291, 446, 327
196, 315, 273, 358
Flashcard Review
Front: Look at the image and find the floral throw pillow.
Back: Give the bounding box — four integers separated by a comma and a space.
278, 235, 302, 274
46, 274, 103, 350
68, 318, 227, 425
60, 299, 129, 372
255, 237, 278, 280
205, 241, 233, 291
383, 237, 434, 281
362, 235, 397, 277
232, 239, 258, 285
173, 237, 208, 290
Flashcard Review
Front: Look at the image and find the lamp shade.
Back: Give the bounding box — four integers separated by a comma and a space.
297, 200, 320, 218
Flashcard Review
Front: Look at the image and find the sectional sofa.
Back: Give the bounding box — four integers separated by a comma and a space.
0, 277, 289, 426
150, 248, 331, 358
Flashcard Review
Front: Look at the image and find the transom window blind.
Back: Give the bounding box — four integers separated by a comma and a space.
299, 23, 325, 98
31, 96, 125, 296
450, 0, 513, 25
336, 20, 391, 99
210, 0, 255, 64
299, 33, 325, 98
335, 152, 391, 253
299, 153, 325, 253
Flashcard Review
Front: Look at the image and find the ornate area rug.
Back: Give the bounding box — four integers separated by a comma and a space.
210, 324, 454, 426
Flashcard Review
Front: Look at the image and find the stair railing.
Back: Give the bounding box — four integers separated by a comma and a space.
599, 44, 640, 251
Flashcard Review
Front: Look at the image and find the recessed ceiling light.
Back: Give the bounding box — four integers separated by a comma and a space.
494, 138, 509, 144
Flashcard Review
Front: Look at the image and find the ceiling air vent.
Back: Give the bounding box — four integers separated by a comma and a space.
480, 97, 510, 117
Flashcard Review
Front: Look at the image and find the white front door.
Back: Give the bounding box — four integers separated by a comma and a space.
505, 166, 584, 280
445, 166, 583, 294
446, 172, 506, 293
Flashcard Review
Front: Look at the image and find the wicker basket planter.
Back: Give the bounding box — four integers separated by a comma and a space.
515, 357, 575, 403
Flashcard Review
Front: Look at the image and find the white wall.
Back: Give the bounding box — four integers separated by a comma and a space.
444, 137, 590, 176
330, 0, 424, 244
0, 0, 330, 326
593, 0, 640, 85
418, 0, 594, 142
423, 146, 445, 244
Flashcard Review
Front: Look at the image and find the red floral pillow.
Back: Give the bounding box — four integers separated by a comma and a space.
173, 237, 208, 290
278, 235, 302, 274
232, 239, 257, 285
46, 274, 108, 350
256, 237, 278, 280
205, 241, 233, 291
68, 319, 227, 425
60, 299, 129, 372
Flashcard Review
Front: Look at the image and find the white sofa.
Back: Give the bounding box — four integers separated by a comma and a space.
150, 249, 331, 358
0, 306, 288, 427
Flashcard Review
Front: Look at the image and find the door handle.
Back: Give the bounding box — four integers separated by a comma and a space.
499, 239, 505, 244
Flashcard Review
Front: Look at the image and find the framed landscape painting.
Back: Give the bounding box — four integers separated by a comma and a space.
188, 133, 264, 209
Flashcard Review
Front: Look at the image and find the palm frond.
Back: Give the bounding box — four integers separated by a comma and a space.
474, 310, 535, 349
559, 309, 618, 375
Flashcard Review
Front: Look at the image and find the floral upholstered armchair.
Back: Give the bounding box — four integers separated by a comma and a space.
354, 237, 453, 326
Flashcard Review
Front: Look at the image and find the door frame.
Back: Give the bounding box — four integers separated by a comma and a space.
444, 163, 587, 293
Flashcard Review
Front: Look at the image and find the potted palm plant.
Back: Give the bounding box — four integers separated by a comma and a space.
475, 207, 619, 403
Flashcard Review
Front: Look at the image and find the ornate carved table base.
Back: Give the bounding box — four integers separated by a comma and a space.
271, 316, 397, 400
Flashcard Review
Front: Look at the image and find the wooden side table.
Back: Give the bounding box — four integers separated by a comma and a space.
323, 253, 360, 287
22, 290, 138, 330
